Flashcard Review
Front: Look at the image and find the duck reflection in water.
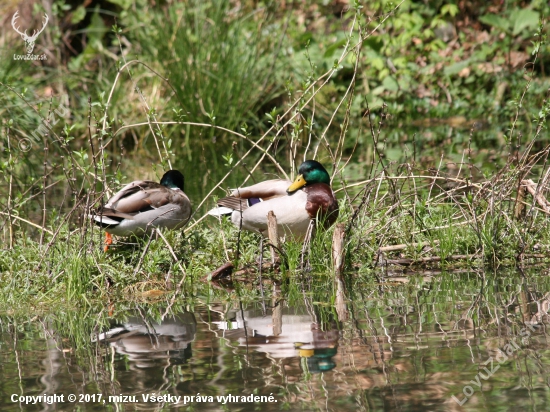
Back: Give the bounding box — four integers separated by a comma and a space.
215, 306, 339, 373
96, 312, 197, 368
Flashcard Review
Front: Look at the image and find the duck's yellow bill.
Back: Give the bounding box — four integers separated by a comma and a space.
287, 174, 306, 193
298, 348, 314, 357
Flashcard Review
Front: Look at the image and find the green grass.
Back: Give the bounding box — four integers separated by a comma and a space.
2, 0, 550, 308
1, 173, 550, 309
139, 1, 285, 133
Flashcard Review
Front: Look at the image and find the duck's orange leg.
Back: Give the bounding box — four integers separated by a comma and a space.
104, 232, 113, 252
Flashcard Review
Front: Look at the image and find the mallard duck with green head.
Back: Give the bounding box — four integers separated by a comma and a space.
91, 170, 192, 250
209, 160, 338, 238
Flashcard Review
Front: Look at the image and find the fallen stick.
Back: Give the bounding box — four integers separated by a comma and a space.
384, 254, 480, 266
210, 262, 234, 280
378, 240, 438, 253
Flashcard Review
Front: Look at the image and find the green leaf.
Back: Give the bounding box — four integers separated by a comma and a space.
385, 148, 402, 161
366, 50, 384, 70
399, 74, 412, 92
106, 0, 133, 9
511, 9, 539, 37
479, 14, 510, 33
71, 6, 86, 24
371, 85, 386, 96
67, 8, 107, 71
87, 7, 108, 45
364, 37, 383, 52
323, 38, 347, 58
444, 60, 470, 76
441, 4, 459, 17
382, 76, 399, 92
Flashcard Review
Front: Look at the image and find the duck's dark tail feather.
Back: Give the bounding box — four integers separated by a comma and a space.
207, 197, 261, 216
88, 214, 121, 228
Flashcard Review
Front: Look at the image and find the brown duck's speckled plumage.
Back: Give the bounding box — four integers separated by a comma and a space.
103, 180, 185, 214
216, 196, 252, 212
91, 170, 191, 238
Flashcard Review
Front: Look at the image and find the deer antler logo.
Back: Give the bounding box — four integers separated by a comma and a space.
11, 11, 49, 55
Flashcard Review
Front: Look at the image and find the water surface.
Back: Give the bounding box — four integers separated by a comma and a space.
1, 270, 550, 411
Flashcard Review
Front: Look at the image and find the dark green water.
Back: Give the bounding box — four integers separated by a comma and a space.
1, 269, 550, 411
